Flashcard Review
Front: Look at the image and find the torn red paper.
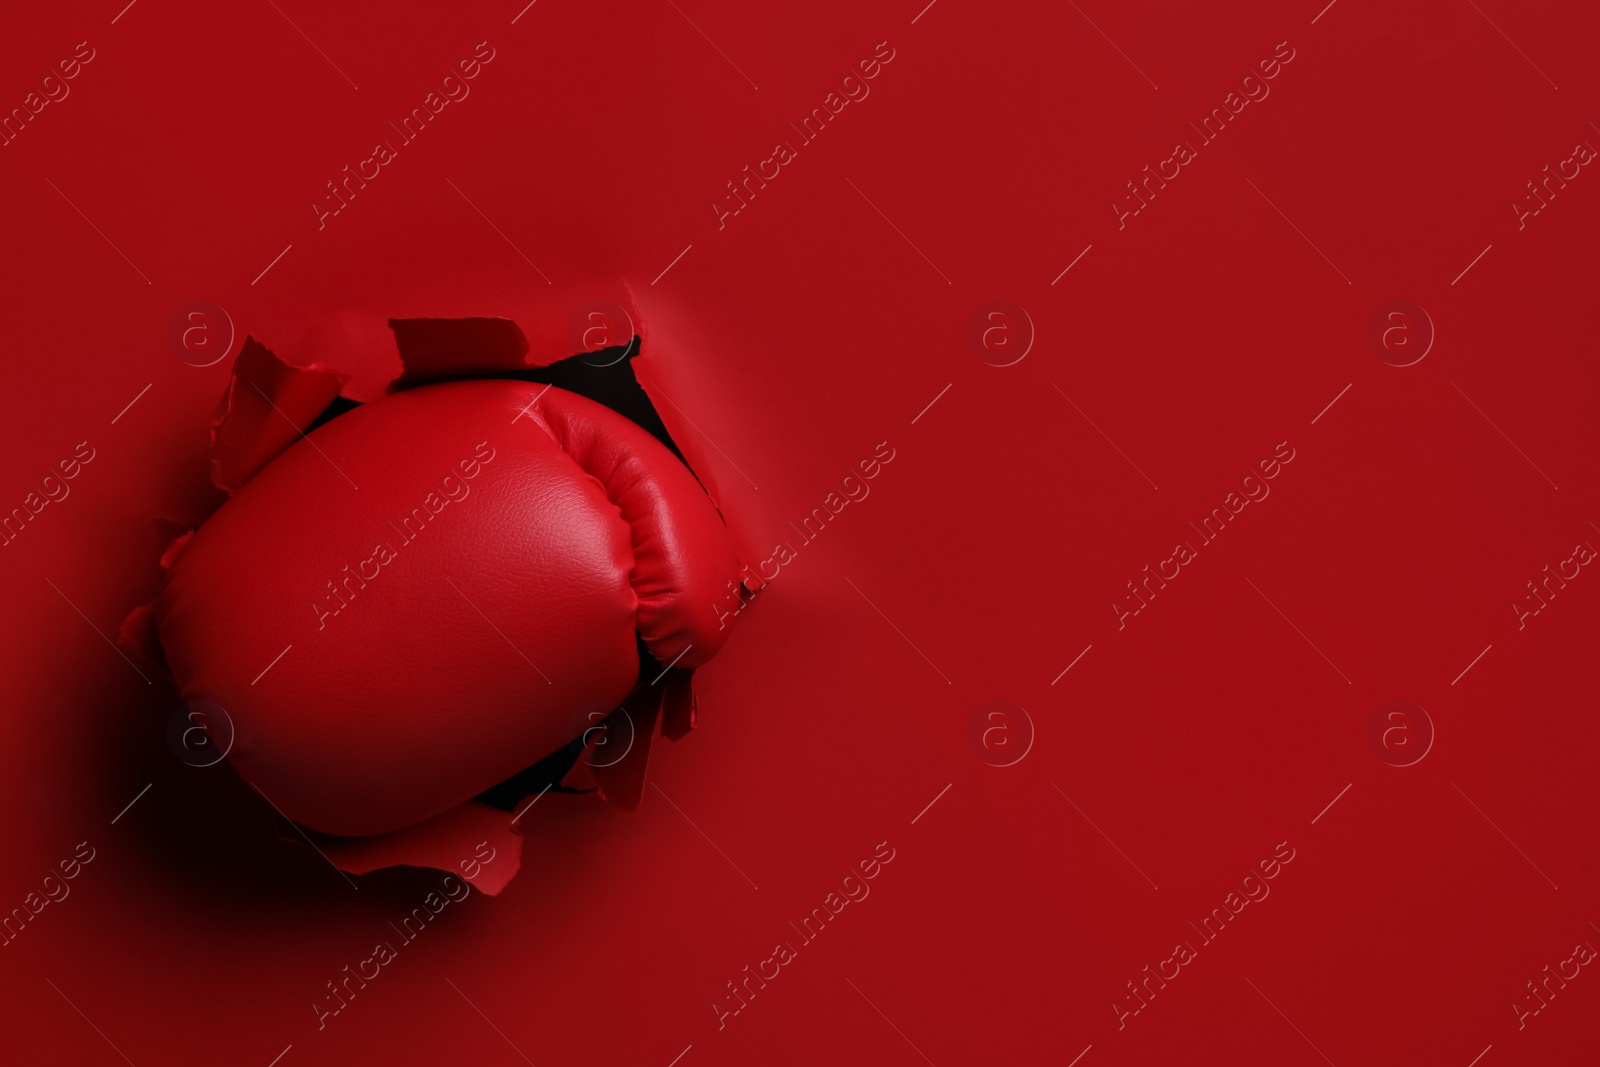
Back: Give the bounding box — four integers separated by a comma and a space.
117, 522, 194, 672
209, 338, 347, 493
588, 686, 665, 813
660, 668, 697, 742
310, 801, 524, 896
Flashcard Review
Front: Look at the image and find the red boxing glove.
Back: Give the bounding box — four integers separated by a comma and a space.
156, 379, 742, 837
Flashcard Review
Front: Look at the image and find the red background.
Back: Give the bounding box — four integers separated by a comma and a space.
2, 1, 1598, 1064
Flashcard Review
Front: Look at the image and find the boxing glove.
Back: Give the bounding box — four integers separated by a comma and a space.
155, 378, 742, 838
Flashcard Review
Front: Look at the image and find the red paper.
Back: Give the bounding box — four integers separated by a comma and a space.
5, 2, 1597, 1065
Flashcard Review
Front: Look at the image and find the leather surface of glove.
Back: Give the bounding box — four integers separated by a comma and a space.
156, 379, 741, 837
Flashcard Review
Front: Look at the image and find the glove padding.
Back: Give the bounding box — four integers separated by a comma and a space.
156, 380, 741, 837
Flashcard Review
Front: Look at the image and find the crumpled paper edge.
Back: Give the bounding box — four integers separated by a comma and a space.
209, 338, 348, 494
305, 800, 524, 896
